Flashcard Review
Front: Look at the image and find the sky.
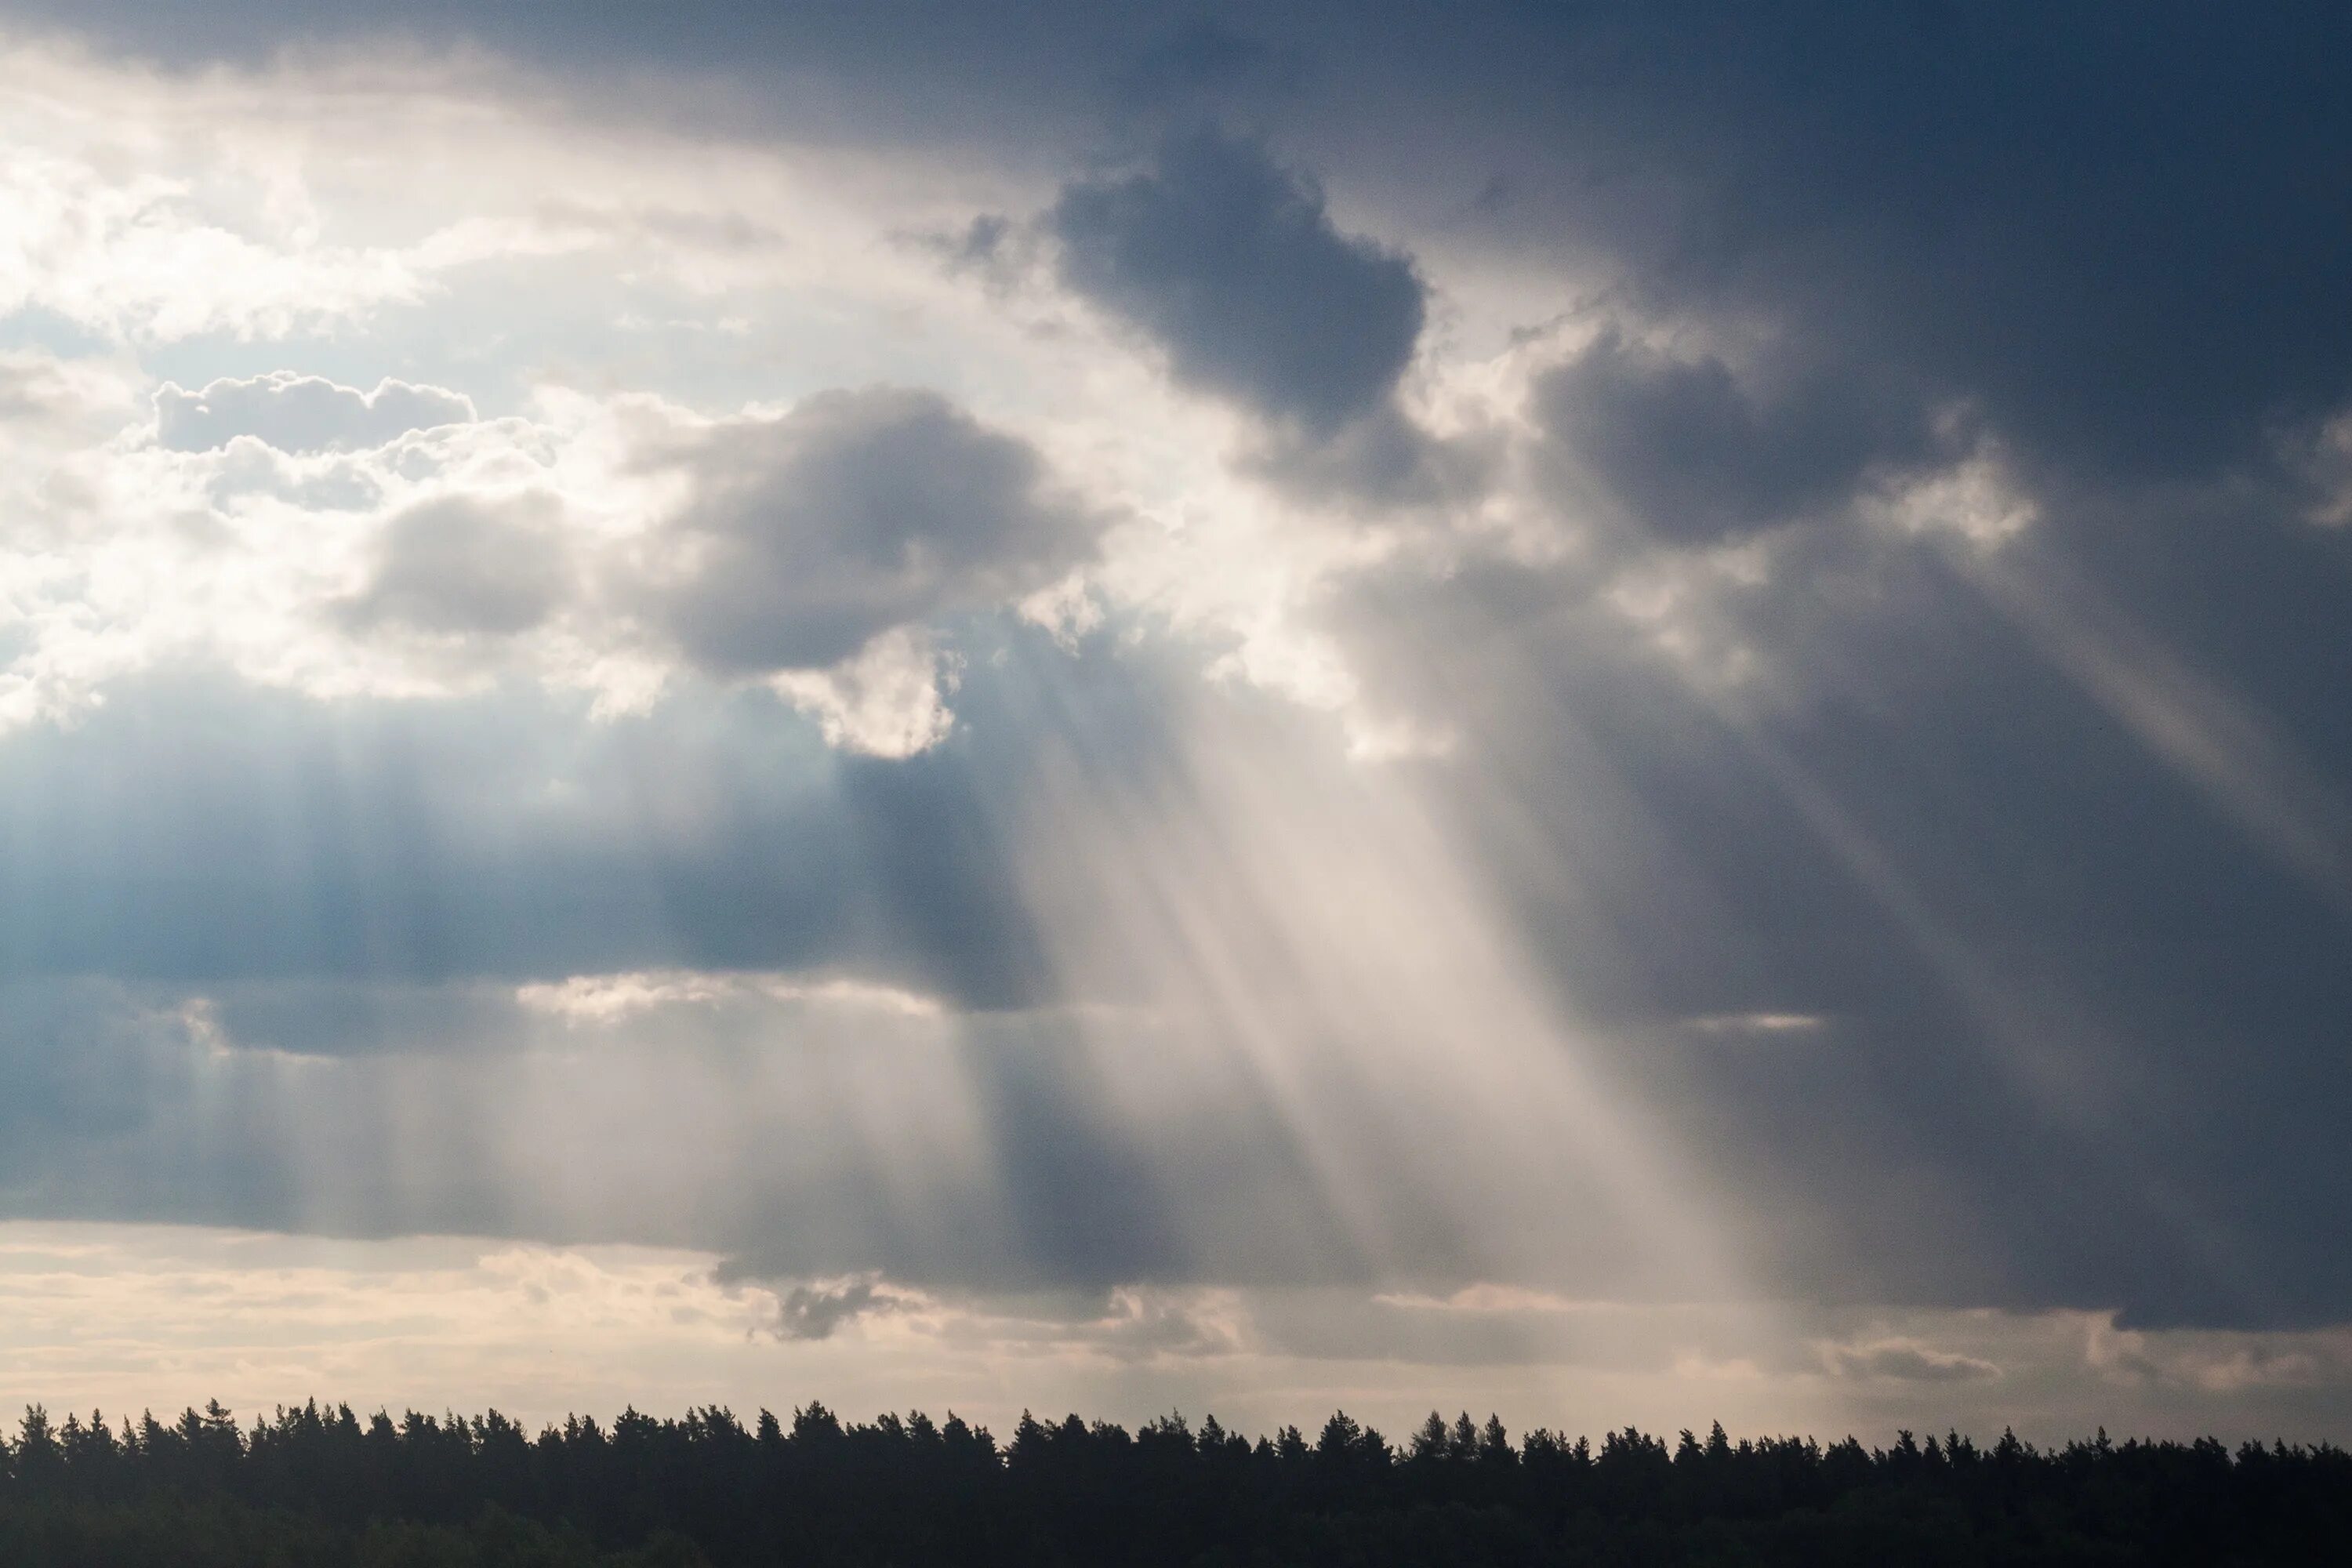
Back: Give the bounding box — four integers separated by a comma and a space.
2, 0, 2350, 1447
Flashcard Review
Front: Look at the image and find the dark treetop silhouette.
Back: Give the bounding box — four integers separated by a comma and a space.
1, 1399, 2347, 1565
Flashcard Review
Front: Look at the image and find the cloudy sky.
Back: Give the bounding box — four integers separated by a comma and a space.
2, 1, 2350, 1445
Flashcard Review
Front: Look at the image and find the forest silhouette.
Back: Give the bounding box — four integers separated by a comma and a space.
0, 1399, 2346, 1565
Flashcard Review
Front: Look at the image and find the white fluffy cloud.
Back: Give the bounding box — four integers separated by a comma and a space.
0, 366, 1117, 753
0, 37, 1162, 754
0, 41, 1499, 761
768, 626, 964, 758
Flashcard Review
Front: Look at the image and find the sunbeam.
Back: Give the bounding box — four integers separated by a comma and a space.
3, 5, 2351, 1489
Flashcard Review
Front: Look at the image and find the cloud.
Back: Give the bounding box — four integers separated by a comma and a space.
5, 7, 2352, 1375
769, 626, 962, 759
1115, 20, 1296, 109
1824, 1338, 2002, 1384
1249, 402, 1501, 513
1, 368, 1099, 754
1298, 478, 2352, 1334
0, 980, 187, 1154
14, 4, 2350, 501
642, 387, 1105, 676
1686, 1012, 1826, 1037
0, 387, 663, 730
0, 644, 1136, 1013
1427, 7, 2352, 494
1052, 133, 1425, 435
0, 350, 140, 437
156, 372, 477, 455
768, 1276, 900, 1341
199, 980, 527, 1061
2290, 407, 2352, 528
1530, 332, 1936, 546
336, 491, 576, 640
938, 1287, 1250, 1363
515, 969, 941, 1025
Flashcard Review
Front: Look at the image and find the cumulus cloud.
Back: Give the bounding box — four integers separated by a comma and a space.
769, 626, 963, 758
642, 387, 1103, 676
1053, 133, 1425, 436
156, 372, 477, 454
336, 492, 575, 639
3, 368, 1098, 753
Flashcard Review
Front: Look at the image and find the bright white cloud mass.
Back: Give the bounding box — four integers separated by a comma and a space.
2, 5, 2351, 1450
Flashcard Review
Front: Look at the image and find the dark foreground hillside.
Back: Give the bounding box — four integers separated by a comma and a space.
1, 1402, 2346, 1566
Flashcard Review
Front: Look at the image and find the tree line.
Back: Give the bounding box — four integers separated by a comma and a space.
0, 1399, 2346, 1565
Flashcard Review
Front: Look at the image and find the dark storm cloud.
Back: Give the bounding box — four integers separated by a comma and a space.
646, 387, 1103, 674
0, 665, 1051, 1007
1045, 129, 1486, 510
45, 0, 2343, 494
0, 4, 1270, 149
1530, 332, 1938, 545
1644, 5, 2352, 487
1114, 18, 1300, 111
1052, 132, 1425, 435
0, 640, 1161, 1260
30, 0, 2344, 486
0, 965, 1365, 1290
0, 648, 1380, 1285
0, 976, 527, 1239
2, 576, 2347, 1327
0, 981, 247, 1223
1247, 404, 1499, 513
1266, 2, 2352, 495
0, 642, 1530, 1294
0, 980, 181, 1151
1318, 492, 2352, 1330
156, 373, 476, 454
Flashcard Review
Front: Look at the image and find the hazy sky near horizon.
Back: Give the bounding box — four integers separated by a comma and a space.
2, 2, 2351, 1444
